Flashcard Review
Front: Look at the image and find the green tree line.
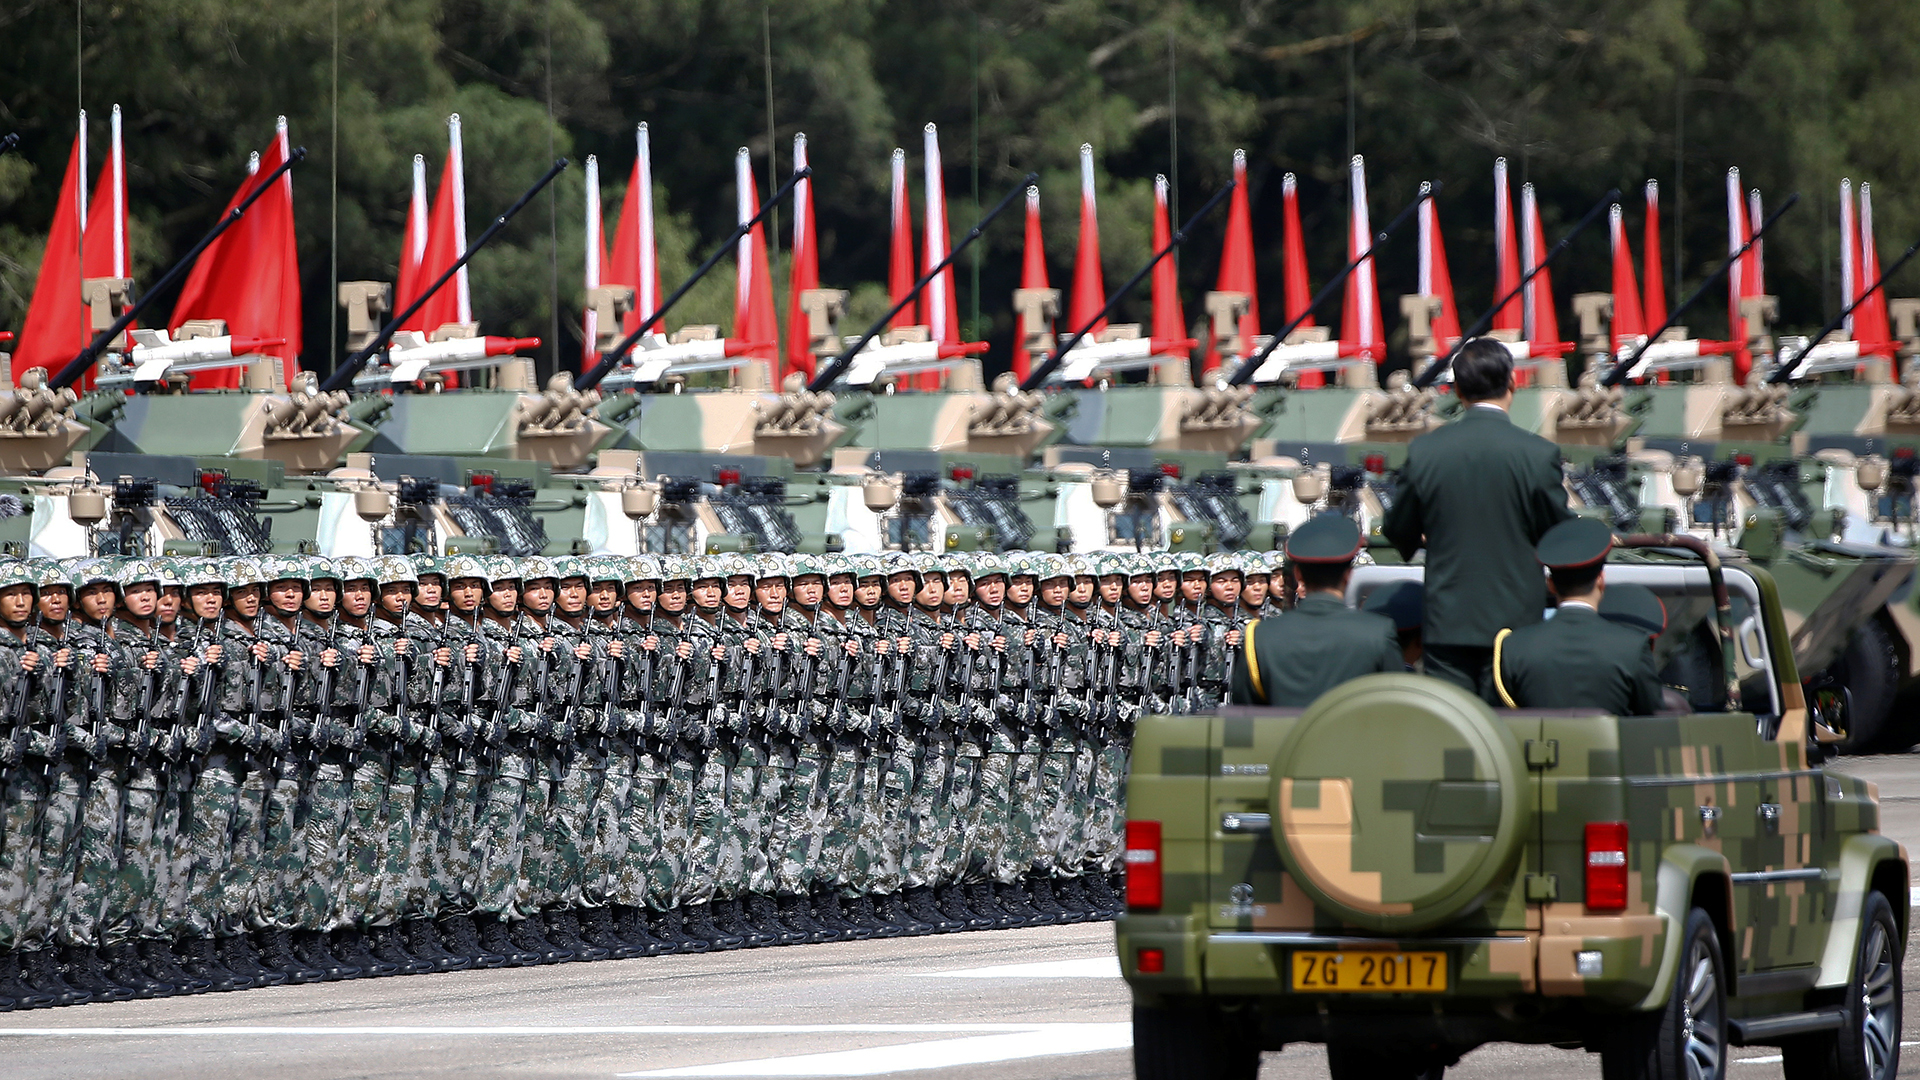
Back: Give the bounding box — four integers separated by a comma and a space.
2, 0, 1917, 380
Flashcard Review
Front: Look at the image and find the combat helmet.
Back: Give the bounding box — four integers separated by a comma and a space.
375, 555, 417, 585
519, 556, 557, 583
442, 554, 488, 584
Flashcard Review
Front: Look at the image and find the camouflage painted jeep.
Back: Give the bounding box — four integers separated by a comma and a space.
1119, 539, 1909, 1080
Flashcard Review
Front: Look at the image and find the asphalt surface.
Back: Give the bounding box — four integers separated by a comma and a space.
2, 753, 1918, 1079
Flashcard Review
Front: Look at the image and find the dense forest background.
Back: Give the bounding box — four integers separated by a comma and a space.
2, 0, 1917, 381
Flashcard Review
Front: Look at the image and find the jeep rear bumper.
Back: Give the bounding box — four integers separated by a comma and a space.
1118, 913, 1670, 1015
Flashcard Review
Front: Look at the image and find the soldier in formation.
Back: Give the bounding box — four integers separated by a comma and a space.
0, 547, 1277, 1007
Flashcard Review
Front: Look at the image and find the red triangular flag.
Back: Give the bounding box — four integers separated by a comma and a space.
1419, 181, 1462, 354
13, 121, 88, 383
1642, 181, 1668, 329
1151, 174, 1186, 348
1609, 204, 1646, 348
1206, 149, 1259, 371
1857, 182, 1892, 352
608, 123, 660, 339
1011, 185, 1047, 383
402, 115, 471, 335
783, 132, 820, 382
75, 105, 132, 391
733, 148, 777, 360
920, 124, 959, 388
1067, 143, 1106, 338
1726, 168, 1754, 383
1281, 171, 1312, 328
1521, 183, 1560, 353
1492, 158, 1522, 334
170, 117, 303, 388
1339, 155, 1383, 364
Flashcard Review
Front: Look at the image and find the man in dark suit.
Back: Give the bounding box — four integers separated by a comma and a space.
1493, 518, 1665, 716
1382, 338, 1574, 699
1229, 515, 1402, 707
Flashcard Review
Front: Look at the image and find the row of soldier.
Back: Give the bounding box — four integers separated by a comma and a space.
0, 547, 1291, 1008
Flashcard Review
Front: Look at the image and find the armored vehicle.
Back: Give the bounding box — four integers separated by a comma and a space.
1120, 537, 1908, 1080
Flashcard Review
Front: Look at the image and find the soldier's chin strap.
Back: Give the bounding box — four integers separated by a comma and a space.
1491, 628, 1517, 709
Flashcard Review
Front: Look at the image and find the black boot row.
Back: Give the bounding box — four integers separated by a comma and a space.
0, 874, 1126, 1008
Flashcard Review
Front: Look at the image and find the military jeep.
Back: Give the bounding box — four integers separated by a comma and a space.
1119, 537, 1909, 1080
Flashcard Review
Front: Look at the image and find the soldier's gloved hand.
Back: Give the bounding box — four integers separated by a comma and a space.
417, 726, 442, 755
187, 725, 214, 757
0, 733, 21, 767
126, 726, 154, 759
307, 719, 338, 749
446, 718, 474, 747
341, 724, 366, 752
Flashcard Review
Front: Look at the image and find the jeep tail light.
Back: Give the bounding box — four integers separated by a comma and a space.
1125, 820, 1163, 911
1585, 822, 1629, 910
1136, 948, 1165, 974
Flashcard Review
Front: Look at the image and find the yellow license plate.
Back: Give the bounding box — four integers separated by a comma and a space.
1291, 950, 1448, 993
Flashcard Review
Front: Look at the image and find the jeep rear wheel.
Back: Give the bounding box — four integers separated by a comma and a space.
1780, 890, 1902, 1080
1601, 907, 1726, 1080
1132, 1001, 1260, 1080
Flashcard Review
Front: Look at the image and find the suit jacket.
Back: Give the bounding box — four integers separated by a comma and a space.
1495, 605, 1665, 716
1228, 594, 1402, 707
1382, 405, 1573, 646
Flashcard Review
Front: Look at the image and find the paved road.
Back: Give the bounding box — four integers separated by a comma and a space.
5, 753, 1919, 1079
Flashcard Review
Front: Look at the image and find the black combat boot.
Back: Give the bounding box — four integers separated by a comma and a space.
402, 919, 471, 973
1028, 875, 1077, 923
997, 880, 1046, 925
218, 933, 289, 986
935, 883, 986, 930
252, 929, 326, 984
746, 894, 799, 946
846, 895, 902, 938
651, 907, 711, 954
680, 903, 742, 951
542, 909, 608, 962
878, 892, 934, 936
906, 885, 963, 933
476, 915, 540, 967
59, 945, 136, 1002
967, 882, 1017, 930
608, 905, 675, 958
330, 929, 399, 977
0, 951, 58, 1009
291, 929, 363, 980
436, 915, 505, 969
139, 940, 211, 994
173, 938, 250, 993
577, 907, 638, 960
811, 888, 868, 940
508, 916, 574, 964
720, 897, 776, 948
367, 925, 434, 975
99, 943, 176, 999
778, 894, 832, 943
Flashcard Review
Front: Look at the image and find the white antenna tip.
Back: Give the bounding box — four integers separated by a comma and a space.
924, 122, 938, 135
1350, 154, 1364, 168
892, 148, 905, 161
1233, 148, 1246, 165
448, 113, 460, 124
1080, 143, 1093, 155
1027, 185, 1039, 198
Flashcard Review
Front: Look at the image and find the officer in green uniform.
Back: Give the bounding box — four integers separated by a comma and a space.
1381, 337, 1574, 699
1492, 517, 1665, 716
1229, 515, 1401, 707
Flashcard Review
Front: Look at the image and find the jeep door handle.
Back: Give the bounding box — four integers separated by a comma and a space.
1758, 803, 1781, 836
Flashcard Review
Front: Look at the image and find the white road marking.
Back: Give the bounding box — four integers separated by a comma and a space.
618, 1022, 1132, 1077
0, 1025, 1051, 1037
1909, 886, 1920, 907
1739, 1042, 1918, 1065
909, 956, 1121, 979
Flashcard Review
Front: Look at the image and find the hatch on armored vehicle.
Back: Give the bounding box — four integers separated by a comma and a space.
1121, 545, 1908, 1080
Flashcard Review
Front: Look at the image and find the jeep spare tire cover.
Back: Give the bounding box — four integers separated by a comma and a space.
1268, 673, 1529, 933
